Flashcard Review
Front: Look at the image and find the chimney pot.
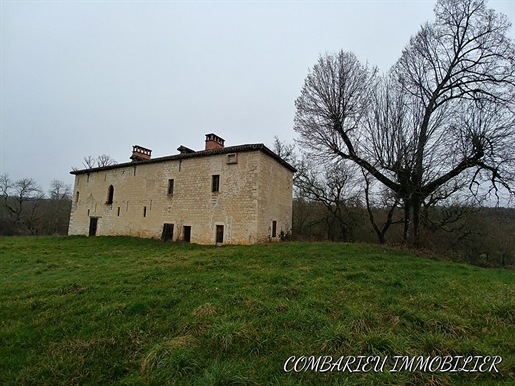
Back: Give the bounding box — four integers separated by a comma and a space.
130, 145, 152, 161
205, 133, 225, 150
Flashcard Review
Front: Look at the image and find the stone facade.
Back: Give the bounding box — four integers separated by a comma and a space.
68, 135, 295, 245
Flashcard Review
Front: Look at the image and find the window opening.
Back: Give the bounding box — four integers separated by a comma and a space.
212, 175, 220, 192
106, 185, 114, 205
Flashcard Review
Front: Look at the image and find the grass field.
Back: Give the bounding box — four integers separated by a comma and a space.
1, 236, 514, 385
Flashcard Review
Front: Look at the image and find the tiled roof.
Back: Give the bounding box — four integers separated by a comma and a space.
71, 143, 296, 175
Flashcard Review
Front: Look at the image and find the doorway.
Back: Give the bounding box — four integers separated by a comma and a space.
161, 223, 174, 242
216, 225, 224, 244
89, 217, 98, 236
183, 226, 191, 243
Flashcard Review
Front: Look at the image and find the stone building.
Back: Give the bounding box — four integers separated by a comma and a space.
68, 134, 295, 244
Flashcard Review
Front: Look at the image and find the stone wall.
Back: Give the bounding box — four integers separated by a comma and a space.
68, 149, 293, 244
256, 151, 293, 242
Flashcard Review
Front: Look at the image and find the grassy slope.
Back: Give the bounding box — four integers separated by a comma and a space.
0, 236, 514, 385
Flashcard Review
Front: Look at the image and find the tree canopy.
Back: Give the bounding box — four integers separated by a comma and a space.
294, 0, 515, 245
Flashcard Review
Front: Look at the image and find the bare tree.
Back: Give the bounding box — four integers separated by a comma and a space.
48, 180, 72, 234
294, 0, 515, 245
0, 174, 14, 233
362, 170, 402, 244
24, 187, 45, 234
0, 174, 13, 207
49, 180, 72, 201
0, 174, 44, 233
96, 154, 117, 167
294, 157, 362, 241
82, 156, 96, 169
271, 136, 297, 165
79, 154, 117, 170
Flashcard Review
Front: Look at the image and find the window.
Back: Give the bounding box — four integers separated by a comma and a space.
272, 221, 277, 238
117, 207, 120, 216
212, 175, 220, 192
168, 179, 174, 194
106, 185, 114, 205
143, 206, 147, 217
227, 153, 237, 164
75, 191, 79, 203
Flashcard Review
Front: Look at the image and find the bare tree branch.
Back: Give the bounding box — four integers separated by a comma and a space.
294, 0, 515, 245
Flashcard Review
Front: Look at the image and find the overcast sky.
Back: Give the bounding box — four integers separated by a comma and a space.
1, 0, 514, 192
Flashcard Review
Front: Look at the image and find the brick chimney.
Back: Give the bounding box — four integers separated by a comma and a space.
205, 133, 225, 150
130, 145, 152, 162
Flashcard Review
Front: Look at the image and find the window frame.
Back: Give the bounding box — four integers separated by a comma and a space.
227, 153, 238, 164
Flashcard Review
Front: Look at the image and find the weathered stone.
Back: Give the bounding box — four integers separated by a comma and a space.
68, 143, 294, 245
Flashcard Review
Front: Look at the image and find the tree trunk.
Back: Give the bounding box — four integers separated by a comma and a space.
403, 196, 422, 247
403, 198, 411, 242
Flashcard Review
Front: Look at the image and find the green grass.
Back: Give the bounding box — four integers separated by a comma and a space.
0, 236, 514, 385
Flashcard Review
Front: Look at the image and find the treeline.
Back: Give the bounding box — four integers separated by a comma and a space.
271, 136, 515, 269
288, 0, 515, 262
0, 153, 115, 236
2, 167, 514, 268
291, 198, 515, 268
279, 0, 515, 268
0, 174, 71, 236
